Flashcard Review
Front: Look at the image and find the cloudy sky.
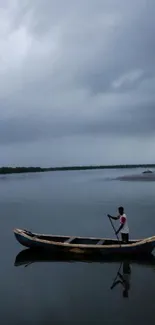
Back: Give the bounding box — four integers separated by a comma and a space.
0, 0, 155, 166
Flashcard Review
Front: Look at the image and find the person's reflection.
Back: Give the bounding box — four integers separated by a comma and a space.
111, 261, 131, 298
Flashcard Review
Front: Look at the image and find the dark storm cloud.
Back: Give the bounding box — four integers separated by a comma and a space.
12, 0, 155, 93
0, 0, 155, 161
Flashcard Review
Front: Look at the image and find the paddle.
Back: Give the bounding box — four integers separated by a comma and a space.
25, 262, 33, 268
110, 261, 123, 289
107, 215, 121, 247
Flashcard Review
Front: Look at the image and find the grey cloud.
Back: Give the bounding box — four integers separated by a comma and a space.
0, 101, 155, 146
0, 115, 86, 144
10, 0, 155, 95
0, 118, 45, 144
0, 0, 155, 164
83, 106, 155, 137
73, 102, 155, 138
20, 1, 155, 98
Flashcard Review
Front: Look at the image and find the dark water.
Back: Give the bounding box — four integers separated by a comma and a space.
1, 168, 155, 324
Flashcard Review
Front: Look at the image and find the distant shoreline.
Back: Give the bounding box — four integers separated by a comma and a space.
0, 164, 154, 175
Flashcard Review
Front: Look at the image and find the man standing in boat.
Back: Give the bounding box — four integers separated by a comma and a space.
108, 206, 129, 243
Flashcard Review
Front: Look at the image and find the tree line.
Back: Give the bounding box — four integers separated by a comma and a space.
0, 164, 154, 174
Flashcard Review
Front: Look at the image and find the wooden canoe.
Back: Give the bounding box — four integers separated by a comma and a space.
13, 228, 155, 257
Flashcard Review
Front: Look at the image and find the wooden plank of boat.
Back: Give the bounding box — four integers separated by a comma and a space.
65, 237, 76, 244
13, 228, 155, 256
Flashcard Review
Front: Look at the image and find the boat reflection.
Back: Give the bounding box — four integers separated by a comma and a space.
14, 248, 155, 267
14, 248, 100, 267
14, 249, 155, 298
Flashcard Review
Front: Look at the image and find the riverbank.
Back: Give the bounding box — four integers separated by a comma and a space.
0, 164, 155, 175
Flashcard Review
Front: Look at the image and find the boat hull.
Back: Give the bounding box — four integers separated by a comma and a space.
13, 228, 155, 257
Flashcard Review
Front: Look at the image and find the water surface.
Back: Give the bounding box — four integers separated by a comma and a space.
1, 168, 155, 324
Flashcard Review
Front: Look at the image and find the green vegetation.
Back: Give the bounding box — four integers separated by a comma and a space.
0, 164, 155, 175
0, 167, 43, 174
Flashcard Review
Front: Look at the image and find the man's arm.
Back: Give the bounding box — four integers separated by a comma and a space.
107, 214, 119, 220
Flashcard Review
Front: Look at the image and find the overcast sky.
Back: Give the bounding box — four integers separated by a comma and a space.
0, 0, 155, 166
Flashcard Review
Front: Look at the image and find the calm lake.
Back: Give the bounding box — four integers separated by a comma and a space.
1, 168, 155, 324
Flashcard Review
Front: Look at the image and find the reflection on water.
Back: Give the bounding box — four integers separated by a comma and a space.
14, 249, 155, 302
111, 261, 131, 298
14, 248, 155, 266
1, 169, 155, 324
